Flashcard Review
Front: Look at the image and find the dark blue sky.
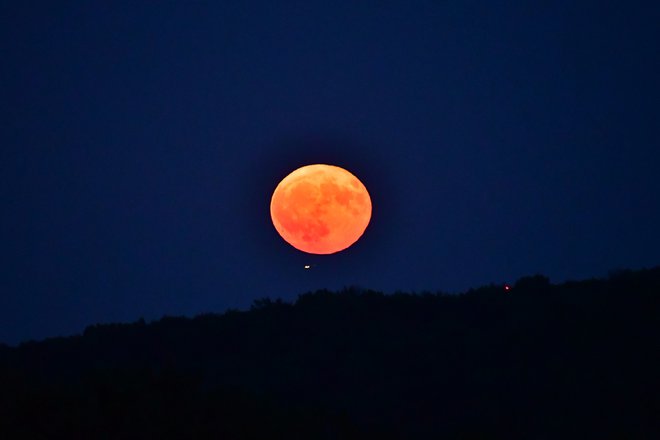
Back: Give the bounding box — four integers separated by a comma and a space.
2, 1, 659, 344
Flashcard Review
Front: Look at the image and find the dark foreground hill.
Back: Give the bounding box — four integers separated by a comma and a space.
1, 268, 659, 439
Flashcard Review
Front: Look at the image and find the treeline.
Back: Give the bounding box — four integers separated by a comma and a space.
1, 268, 659, 439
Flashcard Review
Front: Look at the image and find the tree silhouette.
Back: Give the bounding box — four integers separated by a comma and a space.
1, 267, 658, 439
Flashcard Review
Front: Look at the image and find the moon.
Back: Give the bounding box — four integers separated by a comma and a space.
270, 164, 372, 254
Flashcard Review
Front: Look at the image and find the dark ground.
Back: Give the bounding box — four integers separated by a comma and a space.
1, 267, 658, 439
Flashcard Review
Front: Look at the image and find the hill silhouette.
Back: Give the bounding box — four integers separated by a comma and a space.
1, 268, 659, 439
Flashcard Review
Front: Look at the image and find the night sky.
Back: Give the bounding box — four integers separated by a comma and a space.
2, 1, 659, 345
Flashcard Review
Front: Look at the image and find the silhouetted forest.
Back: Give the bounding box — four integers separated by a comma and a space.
1, 268, 659, 439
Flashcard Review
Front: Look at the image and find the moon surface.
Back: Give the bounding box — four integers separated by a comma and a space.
270, 164, 372, 254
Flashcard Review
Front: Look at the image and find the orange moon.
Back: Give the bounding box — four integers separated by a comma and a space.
270, 164, 372, 254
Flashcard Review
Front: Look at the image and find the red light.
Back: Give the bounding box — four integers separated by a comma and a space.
504, 285, 511, 291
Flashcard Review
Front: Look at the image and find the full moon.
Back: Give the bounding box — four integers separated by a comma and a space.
270, 164, 372, 254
